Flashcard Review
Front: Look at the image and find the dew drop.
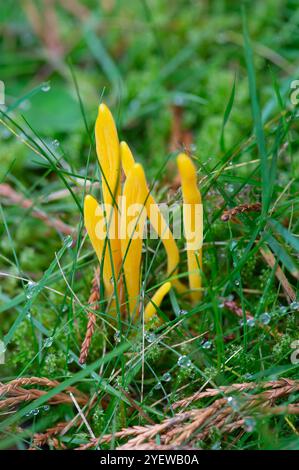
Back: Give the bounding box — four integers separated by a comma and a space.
19, 100, 31, 111
26, 281, 36, 299
230, 240, 237, 251
32, 408, 40, 416
173, 94, 185, 107
244, 417, 256, 432
162, 372, 171, 382
1, 128, 10, 139
67, 353, 74, 364
154, 382, 162, 390
178, 309, 188, 316
44, 337, 53, 348
247, 318, 255, 328
41, 82, 51, 92
52, 139, 60, 148
202, 340, 212, 350
114, 331, 121, 343
211, 441, 222, 450
259, 312, 271, 325
290, 301, 299, 311
145, 333, 156, 343
43, 405, 50, 412
235, 280, 240, 286
63, 235, 73, 248
177, 355, 192, 368
279, 305, 287, 315
227, 396, 239, 411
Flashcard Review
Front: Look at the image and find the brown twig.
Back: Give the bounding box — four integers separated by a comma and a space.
0, 183, 74, 238
79, 267, 100, 364
222, 300, 254, 320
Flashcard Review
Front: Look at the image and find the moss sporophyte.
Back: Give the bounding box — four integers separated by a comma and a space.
84, 104, 203, 322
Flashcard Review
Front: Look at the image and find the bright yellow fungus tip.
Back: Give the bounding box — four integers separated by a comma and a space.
144, 281, 172, 322
95, 102, 122, 290
177, 153, 203, 303
95, 102, 121, 205
120, 141, 135, 176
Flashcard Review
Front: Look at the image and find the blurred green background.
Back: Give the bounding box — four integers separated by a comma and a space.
1, 0, 298, 183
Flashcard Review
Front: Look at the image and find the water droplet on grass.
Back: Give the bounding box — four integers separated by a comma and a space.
63, 235, 73, 248
230, 240, 237, 251
67, 354, 74, 364
26, 281, 36, 299
202, 340, 212, 350
41, 82, 51, 92
247, 318, 255, 328
162, 372, 171, 382
259, 312, 271, 325
178, 309, 187, 316
290, 301, 299, 311
177, 355, 192, 368
244, 417, 256, 432
227, 396, 239, 411
145, 333, 156, 343
44, 337, 53, 348
114, 331, 121, 343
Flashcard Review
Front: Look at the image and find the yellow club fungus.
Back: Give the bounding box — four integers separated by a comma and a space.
120, 163, 148, 318
84, 105, 203, 328
144, 281, 172, 322
120, 141, 184, 293
95, 104, 122, 291
177, 153, 203, 303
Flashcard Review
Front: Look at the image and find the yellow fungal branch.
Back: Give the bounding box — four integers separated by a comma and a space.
177, 153, 203, 303
144, 281, 172, 322
84, 105, 204, 326
95, 104, 122, 297
120, 163, 148, 318
84, 195, 112, 295
120, 141, 184, 293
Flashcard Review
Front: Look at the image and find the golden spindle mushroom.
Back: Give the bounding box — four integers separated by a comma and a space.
177, 153, 203, 303
95, 104, 122, 297
84, 195, 112, 295
120, 163, 148, 319
120, 141, 184, 293
144, 281, 172, 322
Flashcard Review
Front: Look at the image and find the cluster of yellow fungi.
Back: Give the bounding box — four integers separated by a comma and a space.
84, 104, 203, 323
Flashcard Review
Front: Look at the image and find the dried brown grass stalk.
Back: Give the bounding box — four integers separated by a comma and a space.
79, 267, 100, 364
0, 377, 88, 411
29, 421, 68, 450
223, 300, 253, 320
173, 378, 297, 410
221, 202, 261, 221
0, 184, 74, 238
260, 246, 297, 301
75, 378, 298, 450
